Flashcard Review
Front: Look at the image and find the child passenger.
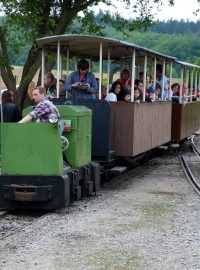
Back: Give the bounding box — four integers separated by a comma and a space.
123, 89, 131, 102
134, 89, 141, 103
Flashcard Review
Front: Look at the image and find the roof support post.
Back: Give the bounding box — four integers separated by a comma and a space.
153, 58, 157, 101
106, 48, 111, 95
66, 48, 69, 77
161, 60, 166, 100
190, 68, 194, 102
198, 71, 200, 92
194, 69, 198, 93
41, 48, 45, 87
131, 49, 136, 102
185, 67, 189, 98
56, 40, 61, 98
179, 66, 184, 103
99, 42, 103, 100
169, 62, 173, 100
143, 55, 147, 102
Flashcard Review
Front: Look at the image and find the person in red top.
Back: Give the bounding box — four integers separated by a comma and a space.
117, 69, 131, 89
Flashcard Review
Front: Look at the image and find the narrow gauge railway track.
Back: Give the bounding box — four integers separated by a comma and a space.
178, 135, 200, 195
0, 211, 48, 240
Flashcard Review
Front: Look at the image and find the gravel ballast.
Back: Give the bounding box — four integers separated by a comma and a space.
0, 151, 200, 270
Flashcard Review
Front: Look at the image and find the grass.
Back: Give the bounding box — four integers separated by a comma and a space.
113, 202, 175, 235
86, 249, 141, 270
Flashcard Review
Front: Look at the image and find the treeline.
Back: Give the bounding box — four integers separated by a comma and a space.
5, 15, 200, 66
148, 20, 200, 34
104, 29, 200, 64
101, 19, 200, 64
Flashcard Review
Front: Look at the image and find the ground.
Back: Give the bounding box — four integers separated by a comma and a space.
0, 153, 200, 270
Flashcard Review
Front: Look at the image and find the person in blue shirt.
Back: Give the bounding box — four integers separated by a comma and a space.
65, 59, 97, 102
156, 64, 169, 100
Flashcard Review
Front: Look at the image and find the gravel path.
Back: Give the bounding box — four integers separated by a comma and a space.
0, 150, 200, 270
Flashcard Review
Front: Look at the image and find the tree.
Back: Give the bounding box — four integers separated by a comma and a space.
0, 0, 193, 109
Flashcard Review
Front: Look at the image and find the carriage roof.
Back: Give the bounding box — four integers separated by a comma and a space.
176, 60, 200, 69
36, 34, 177, 62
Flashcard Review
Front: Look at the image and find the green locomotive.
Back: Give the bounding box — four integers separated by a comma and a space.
0, 105, 100, 210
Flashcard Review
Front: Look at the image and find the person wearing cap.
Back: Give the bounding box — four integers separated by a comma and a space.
147, 85, 155, 100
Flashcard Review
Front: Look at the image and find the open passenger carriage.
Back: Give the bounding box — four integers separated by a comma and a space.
36, 34, 176, 159
171, 61, 200, 141
37, 34, 200, 149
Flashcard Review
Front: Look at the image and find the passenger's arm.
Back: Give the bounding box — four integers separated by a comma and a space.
85, 73, 97, 94
65, 73, 81, 91
18, 114, 33, 123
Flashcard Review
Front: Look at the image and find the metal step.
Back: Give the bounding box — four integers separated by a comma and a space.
109, 166, 127, 174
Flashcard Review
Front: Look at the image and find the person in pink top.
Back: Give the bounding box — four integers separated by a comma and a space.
117, 69, 131, 89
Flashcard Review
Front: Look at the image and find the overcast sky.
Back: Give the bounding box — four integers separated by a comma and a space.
93, 0, 200, 22
154, 0, 200, 21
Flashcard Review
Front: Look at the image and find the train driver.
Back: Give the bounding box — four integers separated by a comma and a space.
18, 86, 59, 123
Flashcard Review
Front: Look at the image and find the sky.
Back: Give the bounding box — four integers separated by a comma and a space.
154, 0, 200, 21
93, 0, 200, 22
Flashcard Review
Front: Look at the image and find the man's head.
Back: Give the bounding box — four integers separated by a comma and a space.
32, 86, 45, 104
77, 59, 89, 75
156, 64, 163, 76
59, 79, 65, 92
44, 72, 54, 87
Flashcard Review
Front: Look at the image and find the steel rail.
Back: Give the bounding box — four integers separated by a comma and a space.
180, 155, 200, 196
0, 212, 48, 241
190, 135, 200, 157
176, 135, 200, 195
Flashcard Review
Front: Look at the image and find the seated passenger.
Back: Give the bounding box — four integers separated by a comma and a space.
44, 72, 57, 96
171, 83, 180, 104
1, 90, 21, 122
51, 79, 67, 98
117, 69, 131, 89
134, 80, 153, 102
192, 89, 197, 101
65, 59, 97, 101
134, 80, 143, 94
105, 81, 123, 102
156, 64, 169, 100
101, 85, 107, 100
123, 89, 131, 102
147, 85, 155, 100
134, 89, 142, 104
155, 84, 161, 100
